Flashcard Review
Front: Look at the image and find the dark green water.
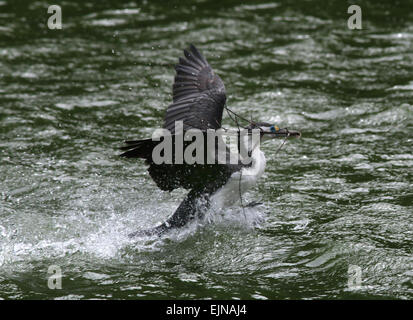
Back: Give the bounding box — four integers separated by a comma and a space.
0, 0, 412, 299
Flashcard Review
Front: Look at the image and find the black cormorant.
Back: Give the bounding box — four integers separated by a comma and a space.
120, 45, 300, 236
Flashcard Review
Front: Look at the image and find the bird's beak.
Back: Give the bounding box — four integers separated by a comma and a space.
265, 128, 301, 139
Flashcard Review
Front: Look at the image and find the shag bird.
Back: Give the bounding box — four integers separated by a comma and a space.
120, 45, 300, 237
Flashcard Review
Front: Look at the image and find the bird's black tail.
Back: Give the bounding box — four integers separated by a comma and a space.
120, 138, 158, 159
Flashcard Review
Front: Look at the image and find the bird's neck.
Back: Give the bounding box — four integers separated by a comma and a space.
239, 135, 265, 168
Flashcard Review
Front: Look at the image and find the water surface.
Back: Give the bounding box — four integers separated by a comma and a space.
0, 0, 412, 299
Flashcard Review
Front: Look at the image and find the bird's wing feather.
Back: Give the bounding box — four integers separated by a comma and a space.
163, 45, 226, 134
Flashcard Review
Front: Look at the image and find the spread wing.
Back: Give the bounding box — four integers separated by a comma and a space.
163, 45, 226, 134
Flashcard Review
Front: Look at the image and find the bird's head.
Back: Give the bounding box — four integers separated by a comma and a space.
245, 122, 301, 143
